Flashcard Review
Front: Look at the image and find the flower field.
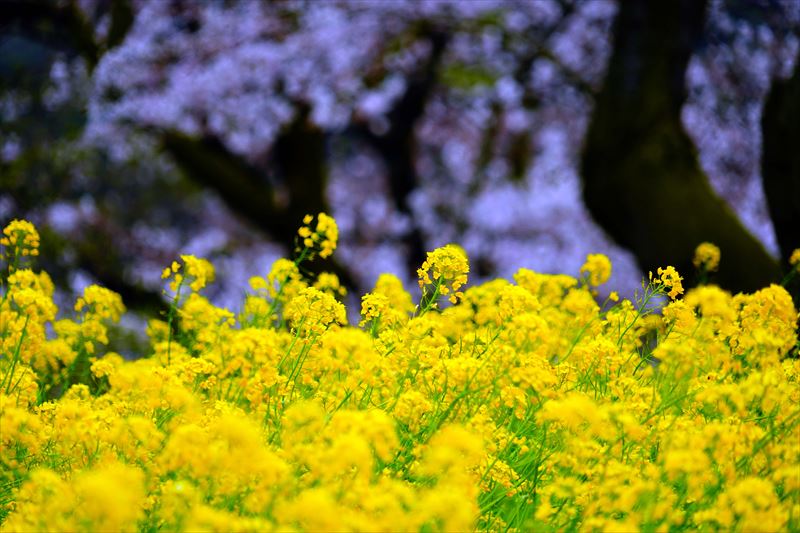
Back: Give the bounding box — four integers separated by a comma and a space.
1, 216, 799, 532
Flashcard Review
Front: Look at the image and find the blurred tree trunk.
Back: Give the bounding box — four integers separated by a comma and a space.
356, 29, 449, 277
762, 54, 800, 303
581, 0, 781, 293
162, 114, 359, 292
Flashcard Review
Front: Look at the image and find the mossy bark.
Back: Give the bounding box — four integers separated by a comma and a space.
581, 0, 781, 294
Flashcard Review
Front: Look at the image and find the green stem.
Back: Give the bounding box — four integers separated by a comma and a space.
165, 280, 184, 366
2, 314, 30, 394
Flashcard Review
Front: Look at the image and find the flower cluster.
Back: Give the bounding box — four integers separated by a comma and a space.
1, 218, 799, 532
161, 255, 215, 294
694, 241, 721, 272
580, 253, 612, 287
417, 244, 469, 309
285, 287, 347, 337
1, 220, 40, 274
74, 285, 125, 322
297, 213, 338, 260
1, 220, 40, 257
652, 265, 685, 299
73, 285, 126, 354
791, 248, 800, 269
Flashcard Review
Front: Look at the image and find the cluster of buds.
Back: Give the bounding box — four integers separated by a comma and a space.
417, 244, 469, 309
297, 213, 338, 260
2, 219, 40, 273
161, 254, 215, 293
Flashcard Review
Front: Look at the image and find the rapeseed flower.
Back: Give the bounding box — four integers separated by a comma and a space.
1, 220, 40, 269
693, 241, 721, 272
652, 265, 684, 299
417, 244, 469, 307
297, 212, 338, 259
580, 253, 612, 286
1, 218, 799, 533
790, 248, 800, 268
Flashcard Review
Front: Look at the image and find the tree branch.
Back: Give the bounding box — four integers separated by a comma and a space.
161, 129, 291, 240
161, 120, 360, 293
351, 29, 449, 276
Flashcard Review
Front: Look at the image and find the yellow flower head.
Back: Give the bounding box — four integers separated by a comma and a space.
297, 212, 338, 259
789, 248, 800, 269
1, 219, 40, 267
360, 292, 390, 327
360, 274, 413, 330
73, 462, 147, 531
374, 273, 414, 314
498, 284, 541, 320
162, 255, 215, 293
285, 286, 347, 336
181, 255, 215, 291
417, 424, 484, 478
7, 268, 58, 321
312, 272, 346, 297
74, 285, 125, 322
249, 258, 308, 315
580, 253, 612, 286
651, 266, 684, 299
417, 244, 469, 305
693, 242, 721, 272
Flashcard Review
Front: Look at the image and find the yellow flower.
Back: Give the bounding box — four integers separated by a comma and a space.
1, 219, 40, 259
75, 285, 125, 322
296, 212, 338, 259
313, 272, 346, 297
498, 284, 541, 320
3, 462, 146, 532
790, 248, 800, 268
285, 287, 347, 336
417, 424, 484, 478
278, 488, 344, 531
693, 242, 721, 272
373, 273, 414, 314
580, 253, 612, 286
6, 269, 58, 321
161, 255, 215, 293
250, 257, 306, 302
731, 284, 798, 361
360, 292, 390, 326
180, 255, 215, 291
73, 462, 147, 531
360, 275, 413, 331
417, 244, 469, 305
695, 477, 788, 531
538, 392, 612, 439
652, 266, 684, 299
393, 389, 433, 432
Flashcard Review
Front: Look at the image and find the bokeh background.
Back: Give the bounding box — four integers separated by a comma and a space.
2, 0, 799, 323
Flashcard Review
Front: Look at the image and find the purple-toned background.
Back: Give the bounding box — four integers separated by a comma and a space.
2, 0, 797, 318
